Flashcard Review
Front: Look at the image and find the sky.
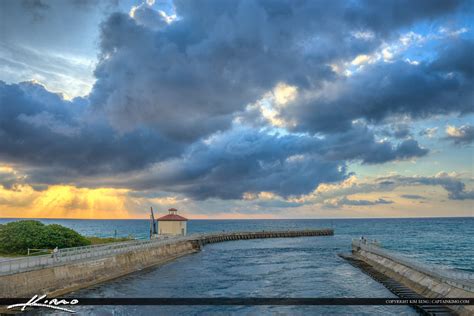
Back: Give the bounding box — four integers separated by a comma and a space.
0, 0, 473, 219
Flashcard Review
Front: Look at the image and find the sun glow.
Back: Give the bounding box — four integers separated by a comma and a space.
0, 185, 132, 219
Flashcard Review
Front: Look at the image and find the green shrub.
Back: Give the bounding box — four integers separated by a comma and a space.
41, 224, 91, 249
0, 220, 91, 254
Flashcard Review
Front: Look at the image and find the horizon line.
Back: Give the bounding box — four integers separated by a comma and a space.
0, 215, 472, 221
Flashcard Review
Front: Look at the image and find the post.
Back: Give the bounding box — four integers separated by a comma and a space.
149, 207, 156, 239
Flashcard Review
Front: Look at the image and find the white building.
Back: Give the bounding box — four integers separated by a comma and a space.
157, 208, 188, 236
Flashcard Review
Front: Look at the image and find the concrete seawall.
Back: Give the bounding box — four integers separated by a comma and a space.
1, 240, 201, 298
198, 229, 334, 245
352, 240, 474, 315
0, 229, 333, 298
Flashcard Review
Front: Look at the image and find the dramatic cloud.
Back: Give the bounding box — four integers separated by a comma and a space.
0, 81, 184, 178
1, 80, 428, 199
94, 125, 427, 199
90, 0, 469, 140
1, 0, 473, 217
445, 124, 474, 145
120, 128, 348, 199
318, 126, 428, 164
278, 49, 474, 134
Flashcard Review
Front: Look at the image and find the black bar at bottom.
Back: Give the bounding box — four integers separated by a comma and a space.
1, 298, 472, 306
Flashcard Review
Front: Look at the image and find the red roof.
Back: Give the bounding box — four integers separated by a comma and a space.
157, 214, 188, 221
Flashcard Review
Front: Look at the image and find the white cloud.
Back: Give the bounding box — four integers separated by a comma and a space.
446, 125, 466, 137
273, 83, 298, 106
439, 27, 468, 37
351, 54, 372, 66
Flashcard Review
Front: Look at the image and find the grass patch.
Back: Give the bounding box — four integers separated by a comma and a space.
0, 252, 27, 258
86, 236, 134, 245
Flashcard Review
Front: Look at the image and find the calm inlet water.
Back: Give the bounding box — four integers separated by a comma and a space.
1, 217, 472, 315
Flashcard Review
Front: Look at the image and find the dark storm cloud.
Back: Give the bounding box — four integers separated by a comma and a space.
0, 81, 184, 177
90, 0, 466, 140
1, 0, 471, 202
280, 44, 474, 134
119, 128, 348, 199
0, 80, 428, 198
431, 39, 474, 80
113, 126, 427, 199
319, 125, 428, 164
342, 0, 465, 34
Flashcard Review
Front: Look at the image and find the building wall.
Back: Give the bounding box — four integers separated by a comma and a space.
158, 221, 187, 236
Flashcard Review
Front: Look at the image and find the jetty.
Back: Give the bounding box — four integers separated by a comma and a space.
0, 229, 333, 298
340, 239, 474, 316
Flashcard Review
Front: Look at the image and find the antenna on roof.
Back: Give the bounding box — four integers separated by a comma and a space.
150, 207, 157, 238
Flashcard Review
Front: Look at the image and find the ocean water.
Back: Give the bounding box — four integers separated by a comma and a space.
1, 217, 473, 315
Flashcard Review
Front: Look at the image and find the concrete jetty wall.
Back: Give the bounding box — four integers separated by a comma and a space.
199, 229, 334, 245
0, 229, 333, 298
1, 240, 201, 298
352, 240, 474, 315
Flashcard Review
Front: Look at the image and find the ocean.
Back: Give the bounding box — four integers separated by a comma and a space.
1, 217, 472, 315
